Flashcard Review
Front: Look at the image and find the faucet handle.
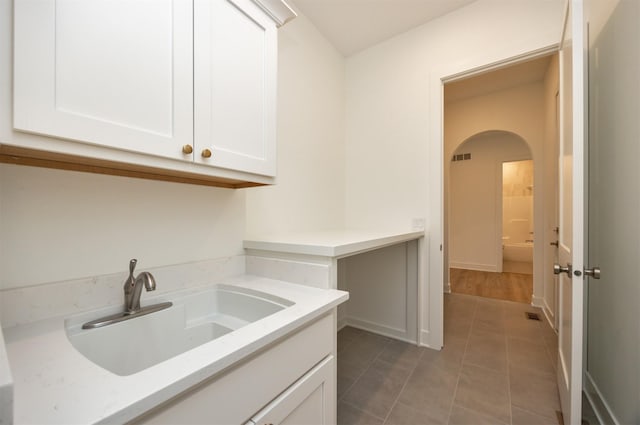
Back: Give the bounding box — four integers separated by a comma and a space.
129, 259, 137, 275
124, 259, 138, 292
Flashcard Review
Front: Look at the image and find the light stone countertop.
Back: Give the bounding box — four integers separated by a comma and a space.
244, 229, 425, 258
2, 276, 348, 425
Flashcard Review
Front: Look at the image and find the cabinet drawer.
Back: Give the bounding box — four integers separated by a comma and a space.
247, 355, 335, 425
133, 313, 333, 424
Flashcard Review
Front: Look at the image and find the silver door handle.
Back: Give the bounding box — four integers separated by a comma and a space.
553, 263, 572, 275
584, 267, 601, 279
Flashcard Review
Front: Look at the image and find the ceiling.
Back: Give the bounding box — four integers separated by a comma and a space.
287, 1, 554, 101
291, 0, 477, 57
444, 55, 554, 103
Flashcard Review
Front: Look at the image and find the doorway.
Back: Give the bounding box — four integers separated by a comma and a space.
502, 159, 534, 274
438, 55, 562, 424
447, 132, 534, 304
442, 54, 559, 313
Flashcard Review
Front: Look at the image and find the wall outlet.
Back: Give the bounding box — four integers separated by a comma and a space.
412, 218, 426, 231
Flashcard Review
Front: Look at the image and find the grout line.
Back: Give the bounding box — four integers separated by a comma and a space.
339, 400, 387, 422
507, 306, 563, 424
505, 310, 514, 425
380, 344, 427, 424
342, 294, 560, 425
444, 296, 477, 425
337, 329, 391, 403
336, 332, 368, 403
513, 404, 564, 423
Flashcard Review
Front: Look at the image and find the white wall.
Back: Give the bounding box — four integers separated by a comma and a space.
344, 0, 564, 347
449, 132, 531, 272
344, 0, 564, 232
0, 165, 246, 289
245, 9, 346, 236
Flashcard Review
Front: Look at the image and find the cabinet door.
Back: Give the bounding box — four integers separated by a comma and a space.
14, 0, 193, 160
194, 0, 277, 176
249, 356, 336, 425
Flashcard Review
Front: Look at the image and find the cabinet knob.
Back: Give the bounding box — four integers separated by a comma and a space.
201, 148, 212, 158
182, 144, 193, 154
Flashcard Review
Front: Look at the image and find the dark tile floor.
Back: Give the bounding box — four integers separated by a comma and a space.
337, 293, 563, 425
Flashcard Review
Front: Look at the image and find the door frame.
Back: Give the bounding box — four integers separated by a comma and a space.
425, 44, 559, 350
499, 156, 536, 271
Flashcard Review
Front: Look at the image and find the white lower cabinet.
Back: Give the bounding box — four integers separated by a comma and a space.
247, 356, 335, 425
132, 313, 336, 425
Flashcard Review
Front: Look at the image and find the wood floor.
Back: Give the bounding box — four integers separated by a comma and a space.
450, 267, 533, 304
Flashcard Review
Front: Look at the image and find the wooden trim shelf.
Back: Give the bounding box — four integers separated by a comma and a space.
0, 146, 267, 189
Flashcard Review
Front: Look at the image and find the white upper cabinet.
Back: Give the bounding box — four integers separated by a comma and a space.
14, 0, 194, 160
11, 0, 295, 185
194, 0, 276, 176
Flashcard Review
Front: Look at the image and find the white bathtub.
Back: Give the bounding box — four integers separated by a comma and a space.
503, 241, 533, 262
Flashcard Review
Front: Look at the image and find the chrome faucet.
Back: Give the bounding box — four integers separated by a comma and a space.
81, 259, 171, 329
123, 259, 156, 313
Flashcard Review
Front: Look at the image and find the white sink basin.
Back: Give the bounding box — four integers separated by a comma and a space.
65, 285, 294, 376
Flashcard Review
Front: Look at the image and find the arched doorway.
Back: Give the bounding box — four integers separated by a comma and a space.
447, 130, 534, 303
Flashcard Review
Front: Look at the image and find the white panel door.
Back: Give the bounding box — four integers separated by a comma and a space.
194, 0, 277, 176
557, 1, 586, 424
13, 0, 193, 160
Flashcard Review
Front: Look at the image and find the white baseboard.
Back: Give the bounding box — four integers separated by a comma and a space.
531, 295, 544, 308
584, 371, 619, 425
543, 298, 555, 317
449, 262, 498, 272
541, 307, 556, 331
541, 299, 556, 331
345, 317, 416, 345
337, 317, 348, 332
418, 329, 442, 350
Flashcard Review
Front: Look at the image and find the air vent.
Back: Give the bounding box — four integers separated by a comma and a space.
525, 312, 541, 321
452, 153, 472, 162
